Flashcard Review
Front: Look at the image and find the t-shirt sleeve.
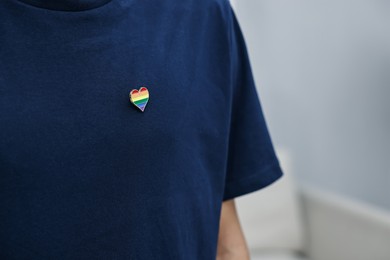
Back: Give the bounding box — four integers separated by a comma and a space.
222, 3, 284, 201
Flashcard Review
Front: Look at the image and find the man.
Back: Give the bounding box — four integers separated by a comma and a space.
0, 0, 283, 259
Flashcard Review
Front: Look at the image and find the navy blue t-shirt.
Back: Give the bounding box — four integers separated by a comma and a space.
0, 0, 284, 259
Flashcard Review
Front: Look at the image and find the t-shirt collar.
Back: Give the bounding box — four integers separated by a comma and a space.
15, 0, 114, 11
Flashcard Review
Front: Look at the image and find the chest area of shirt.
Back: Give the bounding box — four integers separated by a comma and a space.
0, 37, 230, 170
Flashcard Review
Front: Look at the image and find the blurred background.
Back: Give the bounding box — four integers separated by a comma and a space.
229, 1, 390, 260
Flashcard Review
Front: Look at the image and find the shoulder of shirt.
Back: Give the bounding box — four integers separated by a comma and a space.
186, 0, 232, 10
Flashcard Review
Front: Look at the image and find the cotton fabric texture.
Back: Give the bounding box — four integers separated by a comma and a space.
0, 0, 283, 259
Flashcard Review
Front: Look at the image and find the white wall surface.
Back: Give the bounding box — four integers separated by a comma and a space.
230, 0, 390, 209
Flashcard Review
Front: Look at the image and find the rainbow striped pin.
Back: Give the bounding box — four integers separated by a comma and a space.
129, 86, 149, 112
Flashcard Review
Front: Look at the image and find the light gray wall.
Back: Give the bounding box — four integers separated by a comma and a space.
231, 0, 390, 209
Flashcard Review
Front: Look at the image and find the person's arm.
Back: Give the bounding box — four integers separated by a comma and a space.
217, 199, 250, 260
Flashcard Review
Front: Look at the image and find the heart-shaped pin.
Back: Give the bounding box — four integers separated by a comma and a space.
129, 86, 149, 112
